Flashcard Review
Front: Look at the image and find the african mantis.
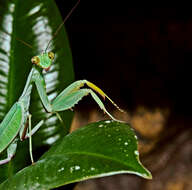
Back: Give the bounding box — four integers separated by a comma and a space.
0, 0, 123, 165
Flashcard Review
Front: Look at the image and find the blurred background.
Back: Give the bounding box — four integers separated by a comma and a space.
55, 2, 192, 190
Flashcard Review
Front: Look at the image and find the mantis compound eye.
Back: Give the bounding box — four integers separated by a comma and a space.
48, 52, 55, 60
31, 56, 40, 65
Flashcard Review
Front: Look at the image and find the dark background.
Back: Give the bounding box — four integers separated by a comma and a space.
55, 2, 192, 117
54, 2, 192, 190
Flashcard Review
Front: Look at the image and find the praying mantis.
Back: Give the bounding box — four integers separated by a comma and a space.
0, 0, 123, 166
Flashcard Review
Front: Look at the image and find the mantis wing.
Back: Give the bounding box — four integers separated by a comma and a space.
0, 103, 23, 153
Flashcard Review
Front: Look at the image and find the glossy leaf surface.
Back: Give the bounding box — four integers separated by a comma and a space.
0, 121, 152, 190
0, 0, 74, 182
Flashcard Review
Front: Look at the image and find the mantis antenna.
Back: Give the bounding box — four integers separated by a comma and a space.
1, 0, 80, 51
15, 37, 33, 49
0, 22, 34, 50
45, 0, 80, 52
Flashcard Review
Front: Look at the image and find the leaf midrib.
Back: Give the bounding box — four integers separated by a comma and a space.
43, 151, 137, 170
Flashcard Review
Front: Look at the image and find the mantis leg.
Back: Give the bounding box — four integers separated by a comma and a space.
52, 80, 124, 113
24, 120, 44, 139
28, 114, 34, 164
0, 139, 18, 165
34, 74, 123, 121
24, 115, 44, 164
52, 88, 123, 122
34, 72, 52, 113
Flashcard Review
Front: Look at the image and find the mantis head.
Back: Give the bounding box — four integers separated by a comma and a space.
31, 52, 55, 71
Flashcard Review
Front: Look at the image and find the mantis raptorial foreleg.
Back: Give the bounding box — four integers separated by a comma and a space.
51, 80, 124, 122
51, 80, 123, 113
33, 72, 123, 122
33, 70, 52, 113
52, 88, 120, 122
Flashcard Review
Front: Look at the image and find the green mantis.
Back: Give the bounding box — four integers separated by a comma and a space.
0, 1, 123, 166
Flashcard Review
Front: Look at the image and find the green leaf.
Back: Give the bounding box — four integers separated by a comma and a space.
0, 121, 152, 190
0, 0, 74, 182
